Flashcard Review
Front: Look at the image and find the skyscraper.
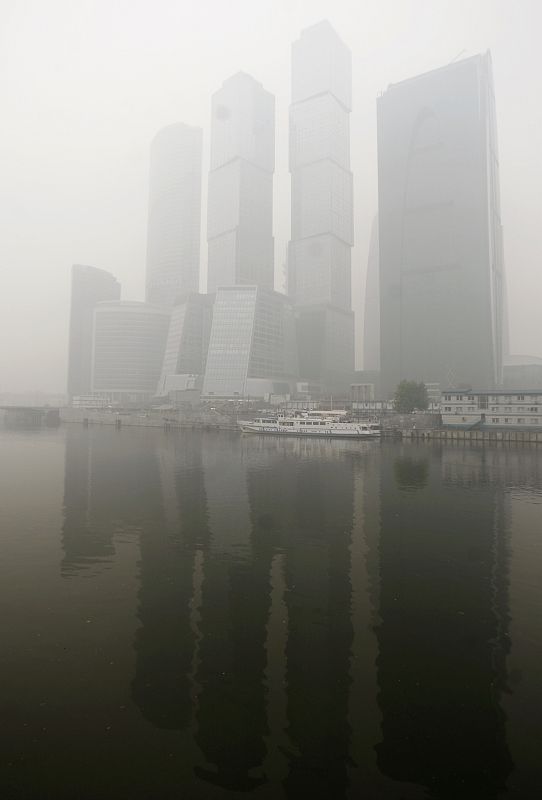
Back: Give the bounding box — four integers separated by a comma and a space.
207, 72, 275, 293
67, 264, 120, 400
377, 53, 505, 396
363, 216, 380, 372
145, 123, 203, 306
289, 21, 354, 393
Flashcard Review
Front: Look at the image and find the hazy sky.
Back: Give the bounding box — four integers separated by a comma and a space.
1, 0, 542, 393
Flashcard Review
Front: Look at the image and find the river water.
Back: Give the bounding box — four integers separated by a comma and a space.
1, 424, 541, 799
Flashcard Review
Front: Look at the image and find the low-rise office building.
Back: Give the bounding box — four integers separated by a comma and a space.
91, 301, 170, 405
352, 399, 394, 415
441, 390, 542, 428
202, 286, 297, 399
156, 293, 214, 399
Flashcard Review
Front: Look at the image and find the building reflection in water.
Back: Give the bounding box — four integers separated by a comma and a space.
62, 425, 116, 574
374, 444, 513, 798
279, 443, 355, 799
193, 434, 271, 790
61, 429, 519, 798
131, 432, 209, 731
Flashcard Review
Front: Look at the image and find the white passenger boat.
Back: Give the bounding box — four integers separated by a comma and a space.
239, 410, 381, 439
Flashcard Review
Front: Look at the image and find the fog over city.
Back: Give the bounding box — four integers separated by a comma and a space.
1, 0, 542, 394
4, 5, 542, 796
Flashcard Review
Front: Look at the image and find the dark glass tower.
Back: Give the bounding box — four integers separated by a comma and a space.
377, 53, 505, 396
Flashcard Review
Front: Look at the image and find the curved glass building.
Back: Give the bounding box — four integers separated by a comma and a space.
91, 301, 170, 404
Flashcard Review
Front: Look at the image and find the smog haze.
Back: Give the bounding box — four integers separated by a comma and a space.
1, 0, 541, 393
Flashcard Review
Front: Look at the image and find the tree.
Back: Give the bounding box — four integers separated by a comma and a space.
393, 380, 429, 413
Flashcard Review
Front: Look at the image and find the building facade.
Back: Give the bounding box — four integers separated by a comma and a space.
289, 21, 354, 393
363, 216, 380, 372
207, 73, 275, 293
91, 301, 170, 404
202, 286, 297, 399
146, 123, 203, 306
441, 390, 542, 428
295, 304, 354, 393
67, 264, 121, 400
378, 53, 505, 397
156, 293, 214, 397
503, 354, 542, 390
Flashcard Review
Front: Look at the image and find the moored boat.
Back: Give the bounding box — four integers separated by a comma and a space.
238, 410, 380, 439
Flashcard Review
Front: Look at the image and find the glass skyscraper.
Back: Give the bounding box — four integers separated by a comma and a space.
363, 216, 380, 372
156, 293, 213, 397
202, 72, 283, 399
67, 264, 121, 400
145, 123, 202, 307
202, 287, 297, 399
206, 72, 275, 293
377, 53, 505, 396
289, 21, 354, 394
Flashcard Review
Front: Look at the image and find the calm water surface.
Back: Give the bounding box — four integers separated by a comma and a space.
1, 424, 542, 799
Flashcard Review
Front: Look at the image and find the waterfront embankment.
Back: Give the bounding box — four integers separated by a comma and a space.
60, 406, 238, 430
404, 427, 542, 444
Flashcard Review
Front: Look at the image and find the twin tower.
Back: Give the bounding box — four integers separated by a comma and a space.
146, 20, 354, 399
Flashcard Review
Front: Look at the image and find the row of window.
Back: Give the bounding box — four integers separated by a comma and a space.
447, 415, 541, 425
444, 406, 540, 413
491, 418, 540, 425
443, 394, 539, 402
